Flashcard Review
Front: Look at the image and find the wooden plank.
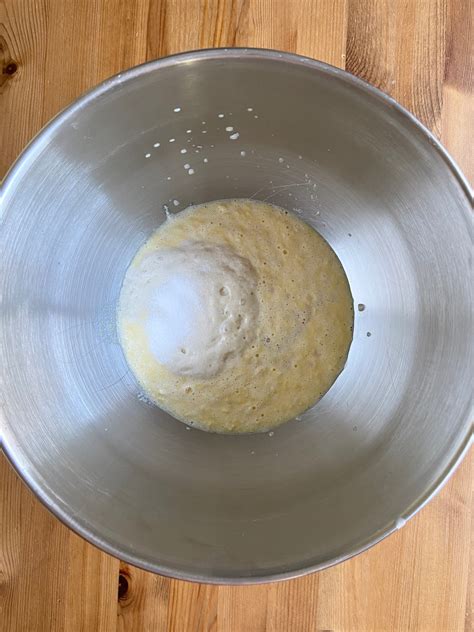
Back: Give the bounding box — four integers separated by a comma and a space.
0, 0, 48, 177
346, 0, 447, 136
0, 456, 119, 631
442, 0, 473, 181
116, 562, 170, 632
63, 536, 119, 632
1, 1, 472, 631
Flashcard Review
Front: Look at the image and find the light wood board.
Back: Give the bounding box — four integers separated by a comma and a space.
1, 1, 472, 630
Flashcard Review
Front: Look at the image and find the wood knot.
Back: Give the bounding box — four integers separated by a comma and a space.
118, 565, 132, 602
4, 61, 18, 75
118, 571, 129, 600
0, 35, 19, 90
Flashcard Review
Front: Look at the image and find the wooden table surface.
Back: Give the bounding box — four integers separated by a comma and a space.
1, 1, 472, 630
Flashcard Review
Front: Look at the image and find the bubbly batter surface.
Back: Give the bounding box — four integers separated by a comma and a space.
118, 199, 353, 433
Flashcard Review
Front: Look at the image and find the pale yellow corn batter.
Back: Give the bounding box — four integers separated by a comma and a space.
118, 199, 353, 433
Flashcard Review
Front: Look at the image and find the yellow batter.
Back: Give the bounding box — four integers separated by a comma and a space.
118, 199, 353, 433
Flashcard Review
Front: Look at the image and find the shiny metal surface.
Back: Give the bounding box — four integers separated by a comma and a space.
1, 49, 472, 584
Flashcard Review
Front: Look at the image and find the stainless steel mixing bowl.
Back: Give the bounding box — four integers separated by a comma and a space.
1, 49, 472, 583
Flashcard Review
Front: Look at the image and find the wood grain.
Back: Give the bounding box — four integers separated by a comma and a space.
1, 1, 472, 631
